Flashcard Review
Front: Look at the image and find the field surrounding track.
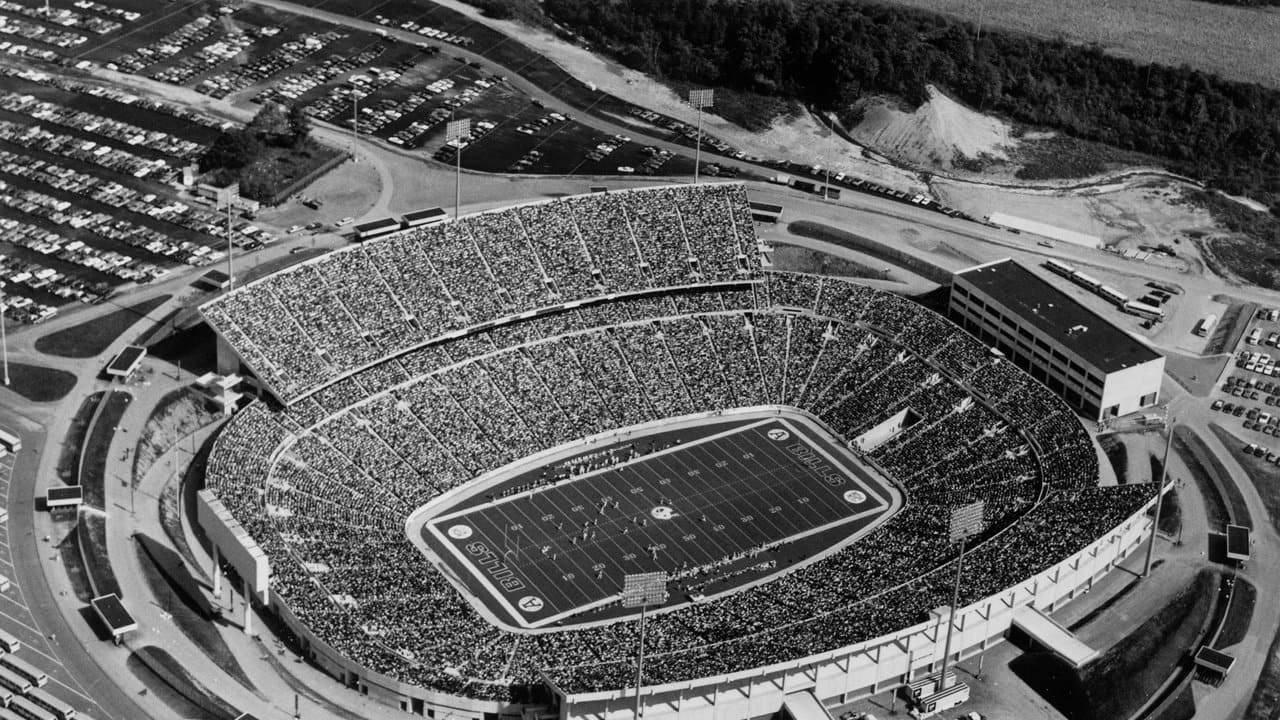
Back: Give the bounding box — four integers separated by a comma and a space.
876, 0, 1280, 90
423, 415, 897, 629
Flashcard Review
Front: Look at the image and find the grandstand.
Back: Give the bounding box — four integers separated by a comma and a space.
199, 184, 1155, 720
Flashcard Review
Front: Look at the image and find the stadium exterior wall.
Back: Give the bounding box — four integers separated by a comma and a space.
554, 493, 1158, 720
266, 591, 510, 720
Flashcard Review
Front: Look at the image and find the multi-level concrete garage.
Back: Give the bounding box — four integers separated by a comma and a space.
949, 259, 1166, 421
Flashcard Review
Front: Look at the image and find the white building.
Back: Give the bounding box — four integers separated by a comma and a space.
949, 259, 1164, 421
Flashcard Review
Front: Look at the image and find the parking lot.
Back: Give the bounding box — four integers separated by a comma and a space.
0, 449, 109, 718
1210, 306, 1280, 466
0, 67, 261, 324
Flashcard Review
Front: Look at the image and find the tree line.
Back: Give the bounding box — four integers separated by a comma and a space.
543, 0, 1280, 211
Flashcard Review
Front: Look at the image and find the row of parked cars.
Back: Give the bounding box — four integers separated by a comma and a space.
196, 30, 338, 99
0, 14, 85, 49
256, 42, 390, 107
147, 30, 254, 86
0, 90, 203, 161
110, 14, 218, 74
1243, 442, 1280, 466
0, 218, 114, 304
375, 15, 473, 46
1236, 349, 1279, 377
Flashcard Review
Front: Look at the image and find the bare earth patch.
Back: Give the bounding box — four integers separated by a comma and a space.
850, 86, 1015, 170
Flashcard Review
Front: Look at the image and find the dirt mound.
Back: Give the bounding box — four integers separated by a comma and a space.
851, 86, 1015, 169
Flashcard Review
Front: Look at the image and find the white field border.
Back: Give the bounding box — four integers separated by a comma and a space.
407, 408, 902, 633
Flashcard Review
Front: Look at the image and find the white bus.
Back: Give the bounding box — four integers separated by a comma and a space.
1123, 300, 1165, 322
7, 695, 55, 720
0, 428, 18, 454
0, 629, 19, 653
0, 666, 30, 694
0, 656, 46, 688
27, 688, 74, 720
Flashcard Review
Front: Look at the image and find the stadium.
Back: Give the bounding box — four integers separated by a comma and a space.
196, 184, 1157, 720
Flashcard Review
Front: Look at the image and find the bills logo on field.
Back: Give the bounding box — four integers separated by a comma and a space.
767, 428, 790, 441
518, 596, 544, 613
447, 525, 473, 539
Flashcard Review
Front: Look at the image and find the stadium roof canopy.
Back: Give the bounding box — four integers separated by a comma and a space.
955, 259, 1160, 373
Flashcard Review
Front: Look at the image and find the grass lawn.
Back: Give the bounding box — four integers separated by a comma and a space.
79, 390, 132, 511
1099, 435, 1129, 484
34, 295, 170, 358
132, 646, 239, 720
79, 510, 122, 599
1162, 350, 1229, 397
132, 540, 256, 693
1173, 426, 1249, 528
873, 0, 1280, 90
785, 220, 951, 283
770, 243, 891, 281
1012, 569, 1219, 720
1204, 299, 1256, 356
1, 363, 76, 402
1215, 576, 1256, 650
1154, 486, 1182, 538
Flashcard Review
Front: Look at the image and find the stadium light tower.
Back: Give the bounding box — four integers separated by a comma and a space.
446, 117, 471, 220
687, 89, 714, 185
622, 572, 669, 720
1143, 413, 1175, 577
215, 184, 238, 292
938, 501, 984, 692
351, 91, 359, 156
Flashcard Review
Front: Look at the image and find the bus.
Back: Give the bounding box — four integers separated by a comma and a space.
1098, 285, 1128, 306
0, 666, 30, 694
0, 428, 18, 454
1043, 259, 1074, 278
0, 656, 46, 688
0, 706, 24, 720
6, 696, 55, 720
1194, 314, 1217, 337
1123, 300, 1165, 322
26, 688, 74, 720
0, 629, 19, 653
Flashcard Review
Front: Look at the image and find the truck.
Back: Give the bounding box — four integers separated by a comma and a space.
1194, 314, 1217, 337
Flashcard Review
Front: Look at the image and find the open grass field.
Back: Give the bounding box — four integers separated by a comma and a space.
876, 0, 1280, 90
423, 415, 896, 629
1011, 569, 1219, 720
34, 294, 169, 358
0, 362, 76, 402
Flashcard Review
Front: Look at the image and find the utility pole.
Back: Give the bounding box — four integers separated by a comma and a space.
688, 89, 714, 185
446, 118, 470, 220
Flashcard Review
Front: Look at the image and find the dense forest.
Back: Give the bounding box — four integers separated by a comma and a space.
543, 0, 1280, 212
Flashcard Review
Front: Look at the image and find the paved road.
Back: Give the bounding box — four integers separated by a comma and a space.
0, 411, 150, 720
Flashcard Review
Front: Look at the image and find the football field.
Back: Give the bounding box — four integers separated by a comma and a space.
423, 416, 899, 629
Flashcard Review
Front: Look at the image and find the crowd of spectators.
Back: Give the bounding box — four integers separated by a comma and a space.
204, 197, 1146, 701
201, 184, 760, 402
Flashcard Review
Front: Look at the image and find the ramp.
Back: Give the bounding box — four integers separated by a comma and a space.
781, 691, 834, 720
1012, 605, 1099, 667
